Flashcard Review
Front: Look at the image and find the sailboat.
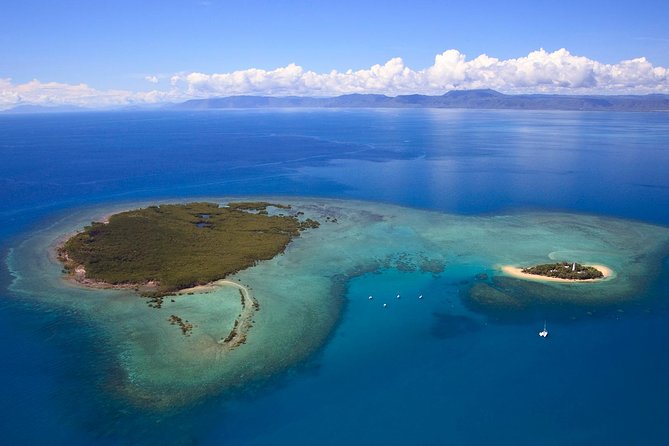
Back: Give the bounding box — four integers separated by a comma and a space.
539, 320, 548, 338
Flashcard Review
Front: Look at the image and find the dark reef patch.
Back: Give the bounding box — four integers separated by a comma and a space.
430, 312, 482, 339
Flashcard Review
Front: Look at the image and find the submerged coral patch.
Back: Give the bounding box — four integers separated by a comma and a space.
7, 198, 669, 408
430, 312, 482, 339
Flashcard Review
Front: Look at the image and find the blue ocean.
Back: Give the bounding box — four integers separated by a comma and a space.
1, 109, 668, 445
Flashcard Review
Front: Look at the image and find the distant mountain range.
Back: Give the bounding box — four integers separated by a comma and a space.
4, 89, 669, 113
172, 89, 669, 112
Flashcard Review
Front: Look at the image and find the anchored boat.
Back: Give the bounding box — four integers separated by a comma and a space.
539, 321, 548, 338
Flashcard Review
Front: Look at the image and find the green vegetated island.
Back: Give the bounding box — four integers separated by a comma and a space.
522, 262, 604, 280
58, 201, 320, 337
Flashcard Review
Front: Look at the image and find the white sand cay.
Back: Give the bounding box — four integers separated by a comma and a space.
501, 264, 614, 283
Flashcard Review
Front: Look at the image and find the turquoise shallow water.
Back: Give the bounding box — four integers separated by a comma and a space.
1, 109, 669, 445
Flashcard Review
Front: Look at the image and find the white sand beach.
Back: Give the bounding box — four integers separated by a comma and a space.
501, 264, 613, 283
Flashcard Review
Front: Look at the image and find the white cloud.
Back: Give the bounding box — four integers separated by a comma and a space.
169, 48, 668, 97
1, 49, 668, 110
0, 78, 175, 110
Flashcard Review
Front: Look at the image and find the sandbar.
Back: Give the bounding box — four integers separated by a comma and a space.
501, 264, 614, 283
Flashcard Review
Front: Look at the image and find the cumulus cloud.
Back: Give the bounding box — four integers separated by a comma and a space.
169, 48, 669, 97
1, 49, 668, 110
0, 78, 176, 110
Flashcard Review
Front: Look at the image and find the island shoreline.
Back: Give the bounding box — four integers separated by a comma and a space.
58, 256, 259, 347
501, 264, 614, 283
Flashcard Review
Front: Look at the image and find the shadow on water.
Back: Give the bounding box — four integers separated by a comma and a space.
429, 312, 482, 339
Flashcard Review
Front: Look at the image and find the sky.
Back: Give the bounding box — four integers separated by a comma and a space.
1, 0, 669, 109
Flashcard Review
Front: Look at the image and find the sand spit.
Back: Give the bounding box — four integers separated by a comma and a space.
200, 279, 260, 352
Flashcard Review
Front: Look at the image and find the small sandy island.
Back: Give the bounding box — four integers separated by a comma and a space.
501, 264, 614, 283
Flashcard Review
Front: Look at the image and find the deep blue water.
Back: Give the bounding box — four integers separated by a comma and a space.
1, 109, 668, 445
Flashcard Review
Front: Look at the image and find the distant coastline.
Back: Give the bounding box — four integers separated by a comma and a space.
169, 89, 669, 112
4, 89, 669, 114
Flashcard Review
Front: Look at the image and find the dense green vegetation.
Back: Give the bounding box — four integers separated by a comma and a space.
521, 262, 603, 280
226, 201, 291, 212
59, 202, 318, 296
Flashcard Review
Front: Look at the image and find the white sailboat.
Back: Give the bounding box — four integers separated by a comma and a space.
539, 320, 548, 338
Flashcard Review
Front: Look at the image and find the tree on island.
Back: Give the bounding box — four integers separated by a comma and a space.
521, 262, 603, 280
